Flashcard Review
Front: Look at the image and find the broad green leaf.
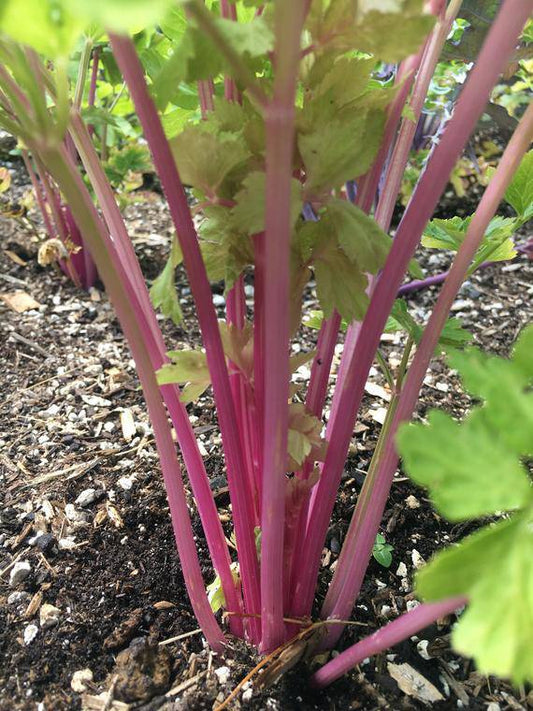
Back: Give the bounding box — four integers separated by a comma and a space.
214, 16, 274, 57
416, 511, 533, 685
307, 54, 375, 110
397, 410, 531, 521
512, 322, 533, 379
326, 199, 391, 273
422, 215, 517, 270
171, 127, 250, 195
161, 107, 197, 139
0, 0, 82, 56
231, 172, 303, 234
156, 350, 211, 404
199, 206, 253, 290
504, 150, 533, 222
314, 245, 369, 322
350, 5, 434, 62
299, 109, 385, 194
63, 0, 177, 32
159, 5, 187, 42
447, 346, 533, 455
149, 237, 183, 326
384, 300, 471, 352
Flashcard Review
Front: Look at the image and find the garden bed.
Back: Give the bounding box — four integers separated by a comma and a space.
1, 184, 532, 710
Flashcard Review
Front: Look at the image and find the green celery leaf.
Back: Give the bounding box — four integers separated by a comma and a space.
504, 149, 533, 222
231, 172, 303, 234
0, 0, 82, 56
314, 245, 369, 322
161, 107, 198, 139
416, 511, 533, 685
299, 109, 385, 194
287, 403, 326, 470
326, 199, 391, 273
384, 300, 471, 352
199, 206, 253, 291
149, 237, 183, 326
63, 0, 178, 32
156, 349, 211, 404
159, 5, 187, 41
397, 409, 532, 521
214, 16, 274, 57
171, 127, 250, 195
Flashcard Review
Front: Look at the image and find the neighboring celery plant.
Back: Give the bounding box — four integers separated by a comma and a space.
0, 0, 532, 689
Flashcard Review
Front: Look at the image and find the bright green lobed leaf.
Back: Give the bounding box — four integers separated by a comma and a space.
504, 150, 533, 223
156, 350, 211, 404
299, 109, 385, 194
149, 237, 183, 326
416, 510, 533, 685
397, 409, 532, 521
231, 172, 303, 234
171, 127, 250, 195
314, 246, 369, 321
214, 16, 274, 57
0, 0, 82, 56
63, 0, 178, 33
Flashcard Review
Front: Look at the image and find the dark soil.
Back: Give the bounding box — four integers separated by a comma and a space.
1, 167, 532, 711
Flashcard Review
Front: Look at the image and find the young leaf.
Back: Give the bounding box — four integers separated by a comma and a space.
219, 320, 254, 379
149, 237, 183, 326
287, 403, 327, 471
156, 350, 211, 404
397, 409, 531, 521
504, 149, 533, 223
372, 533, 393, 568
232, 172, 303, 234
415, 512, 533, 685
299, 109, 385, 194
199, 206, 253, 290
214, 16, 274, 58
314, 245, 369, 322
397, 326, 533, 683
326, 199, 391, 273
171, 127, 250, 195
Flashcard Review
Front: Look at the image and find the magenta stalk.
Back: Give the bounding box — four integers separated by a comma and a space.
38, 142, 226, 652
260, 0, 308, 652
290, 0, 533, 621
69, 113, 244, 637
312, 597, 467, 688
109, 33, 262, 643
320, 101, 533, 649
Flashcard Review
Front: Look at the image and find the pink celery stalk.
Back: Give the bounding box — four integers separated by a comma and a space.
376, 0, 462, 231
320, 100, 533, 648
21, 150, 55, 238
109, 34, 262, 643
68, 113, 244, 637
290, 0, 533, 620
312, 597, 467, 688
39, 142, 226, 651
260, 0, 308, 652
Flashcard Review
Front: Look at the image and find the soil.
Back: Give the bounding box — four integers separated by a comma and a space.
1, 164, 532, 711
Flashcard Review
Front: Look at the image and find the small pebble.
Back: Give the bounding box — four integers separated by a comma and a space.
117, 475, 135, 491
40, 603, 61, 629
9, 560, 31, 587
396, 562, 408, 578
64, 504, 87, 523
33, 533, 56, 555
411, 549, 426, 569
75, 489, 97, 507
417, 639, 431, 660
58, 537, 77, 550
24, 624, 39, 645
7, 591, 31, 606
450, 299, 470, 312
214, 666, 231, 685
71, 668, 93, 693
405, 495, 420, 509
212, 294, 226, 307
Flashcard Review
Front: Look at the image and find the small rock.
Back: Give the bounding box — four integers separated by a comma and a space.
486, 704, 501, 711
406, 600, 421, 612
214, 666, 231, 686
460, 281, 481, 299
417, 639, 431, 660
405, 495, 420, 509
81, 394, 112, 407
58, 537, 77, 550
71, 668, 93, 693
33, 532, 56, 555
65, 504, 88, 523
450, 299, 470, 312
109, 637, 171, 703
40, 603, 61, 629
396, 562, 408, 578
24, 624, 39, 645
117, 475, 136, 491
75, 488, 97, 507
411, 549, 426, 569
7, 591, 31, 606
212, 294, 226, 307
9, 560, 31, 587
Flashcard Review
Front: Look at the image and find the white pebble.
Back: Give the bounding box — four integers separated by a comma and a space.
9, 560, 31, 587
396, 562, 408, 578
40, 603, 61, 629
411, 549, 426, 569
417, 639, 431, 660
71, 668, 93, 693
24, 624, 39, 645
214, 666, 231, 685
75, 489, 97, 507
